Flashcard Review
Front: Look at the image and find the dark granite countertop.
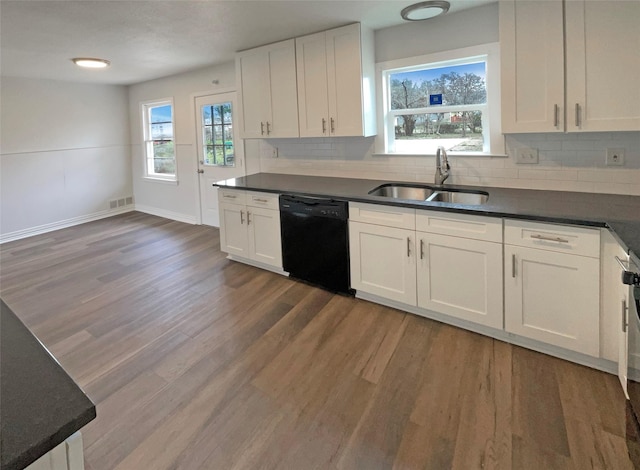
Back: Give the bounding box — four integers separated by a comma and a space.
215, 173, 640, 259
1, 299, 96, 470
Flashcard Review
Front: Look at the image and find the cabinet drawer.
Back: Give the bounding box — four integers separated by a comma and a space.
219, 189, 246, 205
349, 202, 415, 230
246, 191, 279, 210
416, 210, 502, 243
504, 219, 600, 258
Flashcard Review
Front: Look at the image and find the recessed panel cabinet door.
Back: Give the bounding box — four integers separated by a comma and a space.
326, 23, 364, 137
565, 0, 640, 132
500, 0, 564, 133
504, 245, 600, 356
267, 41, 299, 137
349, 220, 416, 305
296, 32, 329, 137
219, 202, 249, 258
417, 233, 503, 329
237, 50, 270, 138
247, 206, 282, 268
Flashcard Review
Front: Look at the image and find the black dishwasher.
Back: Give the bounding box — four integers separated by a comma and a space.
279, 195, 352, 295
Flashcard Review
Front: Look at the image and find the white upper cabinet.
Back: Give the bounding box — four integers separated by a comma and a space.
500, 0, 640, 133
500, 0, 564, 133
296, 23, 376, 137
236, 39, 299, 138
565, 0, 640, 132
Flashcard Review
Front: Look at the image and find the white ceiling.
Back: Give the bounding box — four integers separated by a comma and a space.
0, 0, 495, 86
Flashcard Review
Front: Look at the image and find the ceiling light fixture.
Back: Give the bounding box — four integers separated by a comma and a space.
401, 0, 450, 21
72, 58, 111, 69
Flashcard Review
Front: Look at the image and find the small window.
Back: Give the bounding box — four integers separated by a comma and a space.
377, 43, 503, 156
142, 99, 176, 180
201, 102, 235, 167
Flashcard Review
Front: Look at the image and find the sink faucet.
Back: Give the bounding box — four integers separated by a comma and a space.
435, 146, 450, 186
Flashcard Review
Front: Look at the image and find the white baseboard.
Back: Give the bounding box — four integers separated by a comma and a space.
0, 207, 134, 244
134, 204, 197, 225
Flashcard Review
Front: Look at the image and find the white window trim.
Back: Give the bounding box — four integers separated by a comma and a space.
141, 97, 178, 182
374, 42, 505, 157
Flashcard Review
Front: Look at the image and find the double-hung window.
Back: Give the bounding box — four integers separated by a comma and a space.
142, 99, 176, 180
377, 43, 503, 156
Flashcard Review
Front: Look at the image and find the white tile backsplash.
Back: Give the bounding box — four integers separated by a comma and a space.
255, 132, 640, 195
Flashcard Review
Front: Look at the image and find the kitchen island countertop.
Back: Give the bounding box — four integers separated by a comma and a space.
0, 299, 96, 470
215, 173, 640, 260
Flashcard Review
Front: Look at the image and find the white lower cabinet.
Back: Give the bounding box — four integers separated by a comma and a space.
349, 220, 416, 305
219, 190, 282, 269
26, 432, 84, 470
349, 203, 503, 329
504, 219, 600, 357
417, 233, 503, 329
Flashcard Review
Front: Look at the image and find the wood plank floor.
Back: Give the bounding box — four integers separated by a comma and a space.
0, 212, 634, 469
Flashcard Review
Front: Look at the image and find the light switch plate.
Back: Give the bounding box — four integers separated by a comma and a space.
515, 147, 539, 164
606, 148, 625, 166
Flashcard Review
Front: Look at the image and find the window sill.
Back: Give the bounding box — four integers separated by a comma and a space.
143, 176, 178, 185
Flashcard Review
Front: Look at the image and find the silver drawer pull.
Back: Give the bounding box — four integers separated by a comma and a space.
253, 198, 268, 203
530, 234, 569, 243
224, 194, 237, 199
615, 256, 629, 272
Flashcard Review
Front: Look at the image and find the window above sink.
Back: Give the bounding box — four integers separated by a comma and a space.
375, 43, 505, 158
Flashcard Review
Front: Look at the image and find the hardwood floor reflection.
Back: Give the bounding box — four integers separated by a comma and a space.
0, 212, 633, 469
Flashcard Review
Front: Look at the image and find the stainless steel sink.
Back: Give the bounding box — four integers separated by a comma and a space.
427, 190, 489, 205
368, 184, 436, 201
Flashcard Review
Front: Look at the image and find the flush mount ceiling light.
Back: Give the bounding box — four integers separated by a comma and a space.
71, 58, 111, 69
401, 0, 450, 21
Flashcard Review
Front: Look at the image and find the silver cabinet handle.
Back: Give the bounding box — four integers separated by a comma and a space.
554, 104, 559, 128
420, 239, 424, 260
223, 194, 237, 199
322, 118, 327, 134
575, 103, 581, 128
253, 198, 268, 203
260, 122, 265, 135
622, 299, 628, 333
512, 254, 516, 278
240, 210, 244, 224
615, 255, 630, 272
247, 211, 251, 225
530, 234, 569, 243
266, 122, 271, 135
407, 237, 411, 258
330, 117, 335, 134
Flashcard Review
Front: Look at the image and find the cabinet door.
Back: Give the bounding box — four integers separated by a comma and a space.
247, 207, 282, 268
417, 233, 503, 329
565, 0, 640, 132
505, 245, 600, 356
326, 23, 364, 137
349, 221, 416, 305
296, 31, 329, 137
219, 202, 249, 257
267, 40, 299, 138
500, 0, 564, 133
237, 49, 270, 138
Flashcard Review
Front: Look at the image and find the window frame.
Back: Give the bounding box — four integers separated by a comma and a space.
141, 98, 178, 182
375, 43, 504, 157
201, 102, 235, 167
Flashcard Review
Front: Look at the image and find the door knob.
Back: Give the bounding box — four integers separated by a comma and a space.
197, 169, 204, 174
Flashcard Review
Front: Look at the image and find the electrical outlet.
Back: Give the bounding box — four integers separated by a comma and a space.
606, 148, 625, 166
515, 147, 539, 164
272, 147, 278, 158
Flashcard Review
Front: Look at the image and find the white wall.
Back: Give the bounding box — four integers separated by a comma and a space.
251, 3, 640, 196
0, 77, 132, 241
127, 63, 236, 223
